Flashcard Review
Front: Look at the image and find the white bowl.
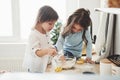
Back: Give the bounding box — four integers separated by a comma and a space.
53, 57, 76, 69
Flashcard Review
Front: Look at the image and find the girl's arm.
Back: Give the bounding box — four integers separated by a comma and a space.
55, 35, 65, 52
35, 48, 57, 57
85, 29, 94, 64
85, 29, 92, 59
29, 34, 56, 57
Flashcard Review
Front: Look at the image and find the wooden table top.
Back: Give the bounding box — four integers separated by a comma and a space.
46, 63, 100, 74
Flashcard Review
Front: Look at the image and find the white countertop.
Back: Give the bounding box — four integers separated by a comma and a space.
0, 72, 120, 80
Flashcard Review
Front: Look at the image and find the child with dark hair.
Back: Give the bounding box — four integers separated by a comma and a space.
23, 5, 58, 72
55, 8, 94, 63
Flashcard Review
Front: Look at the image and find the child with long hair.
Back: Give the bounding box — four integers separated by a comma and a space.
55, 8, 94, 63
23, 5, 58, 72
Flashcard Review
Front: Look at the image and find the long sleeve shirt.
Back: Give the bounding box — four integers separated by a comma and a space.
55, 29, 92, 58
23, 29, 51, 73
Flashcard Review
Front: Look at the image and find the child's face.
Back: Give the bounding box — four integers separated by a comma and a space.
41, 20, 56, 32
72, 24, 83, 33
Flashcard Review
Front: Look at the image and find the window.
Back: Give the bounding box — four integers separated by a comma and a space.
0, 0, 12, 36
0, 0, 20, 42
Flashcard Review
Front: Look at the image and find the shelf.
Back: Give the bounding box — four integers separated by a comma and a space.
95, 8, 120, 14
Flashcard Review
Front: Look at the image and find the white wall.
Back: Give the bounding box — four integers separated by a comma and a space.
0, 43, 26, 58
0, 43, 26, 71
66, 0, 79, 18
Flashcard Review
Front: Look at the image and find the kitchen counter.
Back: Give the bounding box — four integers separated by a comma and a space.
46, 54, 100, 74
46, 63, 100, 74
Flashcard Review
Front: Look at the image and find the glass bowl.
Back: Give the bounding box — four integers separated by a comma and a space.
53, 57, 76, 69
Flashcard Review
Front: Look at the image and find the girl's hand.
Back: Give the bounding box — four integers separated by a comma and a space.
59, 55, 66, 62
47, 48, 57, 56
85, 57, 94, 64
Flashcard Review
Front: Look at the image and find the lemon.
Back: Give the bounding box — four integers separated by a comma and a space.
76, 60, 84, 64
77, 58, 84, 64
55, 67, 62, 72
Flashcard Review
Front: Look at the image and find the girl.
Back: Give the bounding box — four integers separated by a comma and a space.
23, 5, 58, 73
55, 8, 94, 63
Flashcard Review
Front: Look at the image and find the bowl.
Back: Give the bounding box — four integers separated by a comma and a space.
53, 57, 76, 69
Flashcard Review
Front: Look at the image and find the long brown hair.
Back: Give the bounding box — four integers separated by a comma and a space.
62, 8, 92, 45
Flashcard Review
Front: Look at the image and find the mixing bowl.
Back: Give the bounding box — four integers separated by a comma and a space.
53, 57, 76, 69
